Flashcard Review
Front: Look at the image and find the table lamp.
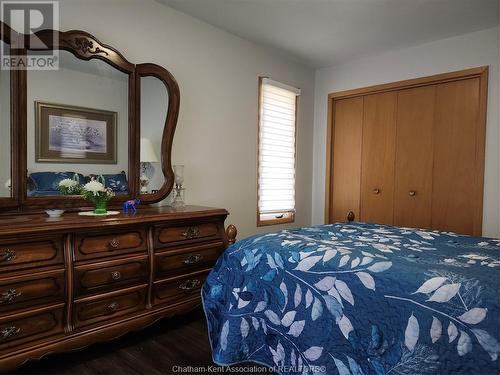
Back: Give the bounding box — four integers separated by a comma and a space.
140, 138, 159, 193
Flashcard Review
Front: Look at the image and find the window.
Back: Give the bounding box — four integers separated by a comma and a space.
257, 77, 300, 226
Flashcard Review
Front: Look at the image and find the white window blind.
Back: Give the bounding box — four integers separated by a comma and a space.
258, 78, 300, 224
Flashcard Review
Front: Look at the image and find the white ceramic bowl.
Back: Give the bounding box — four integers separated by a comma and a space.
45, 209, 65, 218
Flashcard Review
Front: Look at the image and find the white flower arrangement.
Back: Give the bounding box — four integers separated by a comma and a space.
59, 178, 78, 188
82, 178, 114, 209
58, 178, 82, 195
83, 180, 108, 196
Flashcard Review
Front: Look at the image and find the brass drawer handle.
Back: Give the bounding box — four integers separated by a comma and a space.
107, 302, 120, 312
1, 326, 20, 340
409, 190, 416, 197
110, 271, 121, 281
0, 249, 16, 263
373, 188, 380, 195
0, 289, 22, 304
181, 227, 200, 239
179, 279, 201, 291
109, 238, 121, 248
182, 254, 203, 265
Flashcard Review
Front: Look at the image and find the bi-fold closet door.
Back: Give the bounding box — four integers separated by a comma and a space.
359, 92, 397, 225
329, 69, 486, 236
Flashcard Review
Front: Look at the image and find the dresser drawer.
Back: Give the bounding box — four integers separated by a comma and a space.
0, 237, 64, 273
74, 229, 148, 261
155, 242, 223, 280
153, 270, 209, 306
0, 270, 65, 313
154, 222, 221, 248
74, 256, 148, 297
73, 286, 147, 329
0, 305, 64, 350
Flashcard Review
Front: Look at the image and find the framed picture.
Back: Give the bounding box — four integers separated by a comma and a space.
35, 101, 117, 164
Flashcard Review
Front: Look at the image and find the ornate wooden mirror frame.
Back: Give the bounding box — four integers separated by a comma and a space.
0, 21, 180, 211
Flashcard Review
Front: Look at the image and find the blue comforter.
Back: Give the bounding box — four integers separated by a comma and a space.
202, 223, 500, 374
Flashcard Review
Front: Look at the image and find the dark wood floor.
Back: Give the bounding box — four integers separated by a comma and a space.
12, 308, 274, 375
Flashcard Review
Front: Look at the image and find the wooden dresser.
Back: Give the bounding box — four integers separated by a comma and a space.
0, 206, 233, 371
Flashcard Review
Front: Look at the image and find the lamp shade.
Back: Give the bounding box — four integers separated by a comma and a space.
140, 138, 159, 162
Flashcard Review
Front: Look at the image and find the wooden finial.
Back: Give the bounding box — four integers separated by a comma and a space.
225, 224, 237, 246
347, 211, 355, 222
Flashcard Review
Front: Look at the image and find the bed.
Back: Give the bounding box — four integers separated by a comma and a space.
202, 222, 500, 374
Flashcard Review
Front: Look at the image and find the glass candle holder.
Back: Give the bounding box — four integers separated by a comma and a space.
173, 165, 184, 186
171, 186, 185, 209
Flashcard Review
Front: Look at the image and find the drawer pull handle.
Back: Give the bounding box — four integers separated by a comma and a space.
110, 271, 122, 281
179, 279, 201, 291
373, 188, 380, 195
107, 302, 120, 312
0, 249, 16, 263
1, 289, 22, 304
183, 254, 203, 265
1, 326, 20, 340
409, 190, 416, 197
109, 238, 121, 248
181, 227, 200, 239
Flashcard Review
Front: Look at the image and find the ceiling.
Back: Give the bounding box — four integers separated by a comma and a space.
157, 0, 499, 68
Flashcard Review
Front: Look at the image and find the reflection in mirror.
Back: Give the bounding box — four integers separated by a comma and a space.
26, 50, 129, 197
0, 41, 11, 197
140, 76, 168, 195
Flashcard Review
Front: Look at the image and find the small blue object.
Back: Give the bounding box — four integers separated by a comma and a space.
123, 198, 140, 214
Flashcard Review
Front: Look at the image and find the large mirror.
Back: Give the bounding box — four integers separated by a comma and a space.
0, 41, 11, 198
0, 22, 181, 211
26, 50, 130, 198
139, 75, 168, 196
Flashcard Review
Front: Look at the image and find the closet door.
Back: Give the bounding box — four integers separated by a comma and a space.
331, 97, 363, 222
432, 78, 481, 235
359, 92, 397, 224
394, 86, 435, 229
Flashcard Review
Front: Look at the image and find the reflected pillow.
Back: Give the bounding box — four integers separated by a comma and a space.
29, 172, 85, 192
86, 171, 128, 193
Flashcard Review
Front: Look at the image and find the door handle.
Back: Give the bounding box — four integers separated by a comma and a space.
107, 302, 120, 312
179, 279, 201, 291
183, 254, 203, 265
1, 326, 20, 340
0, 289, 22, 304
109, 238, 120, 248
0, 249, 16, 263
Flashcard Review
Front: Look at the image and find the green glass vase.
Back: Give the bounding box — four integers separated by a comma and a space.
93, 199, 108, 215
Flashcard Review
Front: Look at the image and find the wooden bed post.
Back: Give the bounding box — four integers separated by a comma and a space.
225, 224, 237, 247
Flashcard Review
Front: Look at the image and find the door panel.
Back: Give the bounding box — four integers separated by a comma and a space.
360, 92, 397, 224
431, 78, 480, 235
394, 86, 435, 229
331, 97, 363, 222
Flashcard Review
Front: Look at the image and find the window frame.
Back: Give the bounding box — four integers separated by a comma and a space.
256, 76, 299, 227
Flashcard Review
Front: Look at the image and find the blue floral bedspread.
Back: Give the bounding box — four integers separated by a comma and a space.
202, 223, 500, 374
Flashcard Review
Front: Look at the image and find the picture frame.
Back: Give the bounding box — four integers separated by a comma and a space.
35, 101, 117, 164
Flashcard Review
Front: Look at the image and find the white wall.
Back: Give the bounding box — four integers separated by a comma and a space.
312, 27, 500, 237
58, 0, 315, 238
